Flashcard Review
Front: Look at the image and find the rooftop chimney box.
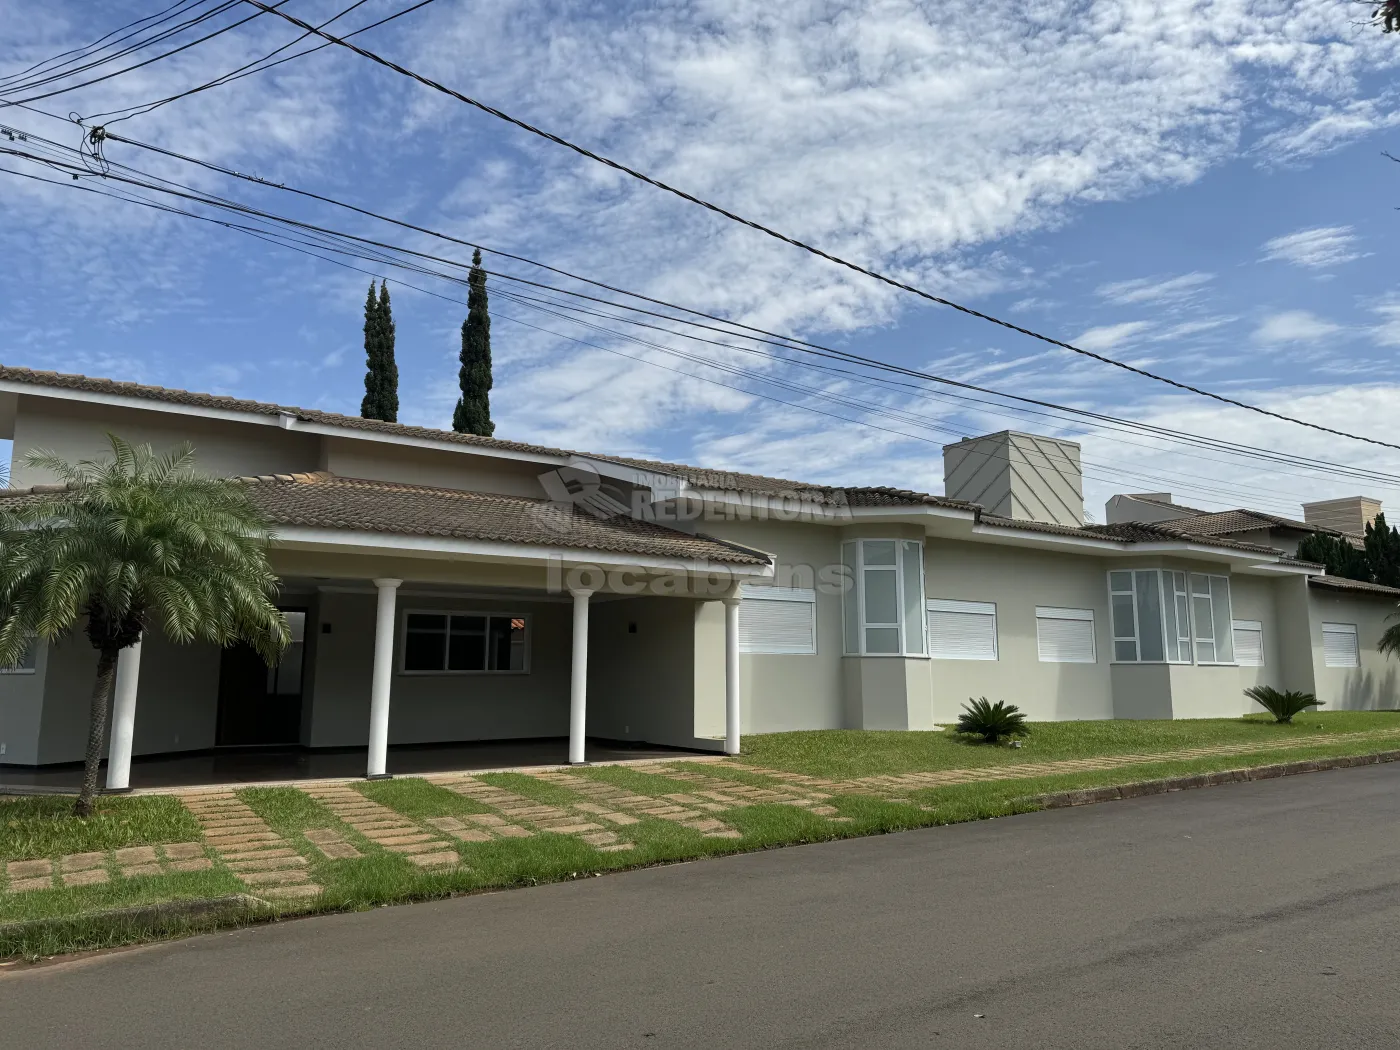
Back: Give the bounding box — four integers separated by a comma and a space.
942, 431, 1084, 526
1301, 496, 1381, 537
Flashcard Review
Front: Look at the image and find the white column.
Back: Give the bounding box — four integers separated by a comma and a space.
105, 637, 142, 791
723, 594, 742, 755
569, 587, 593, 765
366, 578, 401, 778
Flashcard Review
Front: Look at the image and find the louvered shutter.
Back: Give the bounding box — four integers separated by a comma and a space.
1036, 607, 1096, 663
739, 588, 816, 654
1232, 620, 1264, 667
926, 600, 997, 660
1322, 623, 1359, 668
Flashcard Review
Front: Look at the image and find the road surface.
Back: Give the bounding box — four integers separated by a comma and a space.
4, 763, 1399, 1048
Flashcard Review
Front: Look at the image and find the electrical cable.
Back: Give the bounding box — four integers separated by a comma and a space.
240, 0, 1400, 454
7, 119, 1400, 502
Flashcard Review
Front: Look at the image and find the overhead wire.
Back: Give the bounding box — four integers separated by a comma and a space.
239, 0, 1400, 454
2, 1, 288, 107
5, 116, 1400, 505
72, 123, 1400, 487
0, 140, 1386, 516
86, 0, 440, 127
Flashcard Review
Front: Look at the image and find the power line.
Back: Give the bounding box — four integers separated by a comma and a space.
8, 116, 1400, 502
3, 1, 285, 107
86, 0, 439, 127
0, 0, 210, 90
240, 0, 1400, 454
0, 156, 1384, 520
74, 121, 1400, 488
3, 145, 1392, 518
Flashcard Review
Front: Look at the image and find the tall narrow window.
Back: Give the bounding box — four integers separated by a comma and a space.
843, 539, 925, 656
1109, 571, 1139, 662
1189, 574, 1235, 664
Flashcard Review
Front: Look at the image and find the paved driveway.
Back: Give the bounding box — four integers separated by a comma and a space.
5, 764, 1399, 1049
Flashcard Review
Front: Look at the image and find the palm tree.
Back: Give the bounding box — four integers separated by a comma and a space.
1380, 614, 1400, 660
0, 436, 288, 816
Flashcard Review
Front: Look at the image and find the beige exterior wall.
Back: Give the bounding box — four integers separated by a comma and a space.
1307, 590, 1400, 711
10, 396, 320, 486
306, 590, 574, 747
924, 538, 1114, 723
319, 437, 550, 498
702, 518, 848, 732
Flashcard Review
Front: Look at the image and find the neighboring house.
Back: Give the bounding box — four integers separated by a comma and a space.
0, 367, 1397, 781
1105, 493, 1347, 557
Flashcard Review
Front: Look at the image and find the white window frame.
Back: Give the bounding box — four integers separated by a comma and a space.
399, 609, 532, 675
1321, 622, 1360, 668
739, 586, 817, 655
1035, 606, 1097, 664
926, 599, 998, 661
1108, 570, 1235, 666
841, 539, 926, 657
1189, 573, 1236, 666
1232, 619, 1264, 668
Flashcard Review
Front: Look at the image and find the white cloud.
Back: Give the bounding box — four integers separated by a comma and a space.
1252, 310, 1341, 344
1074, 322, 1152, 351
1097, 272, 1213, 305
1261, 226, 1361, 270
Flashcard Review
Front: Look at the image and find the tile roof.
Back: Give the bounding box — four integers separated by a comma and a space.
0, 365, 1327, 565
1155, 508, 1324, 537
1306, 575, 1400, 598
0, 365, 850, 501
0, 471, 772, 566
980, 514, 1318, 561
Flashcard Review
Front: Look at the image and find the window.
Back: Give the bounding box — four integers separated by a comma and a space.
402, 612, 528, 673
740, 587, 817, 654
1322, 622, 1359, 668
1232, 620, 1264, 667
1190, 574, 1235, 664
1109, 570, 1233, 664
0, 636, 38, 674
841, 539, 926, 656
927, 600, 997, 661
1036, 607, 1096, 663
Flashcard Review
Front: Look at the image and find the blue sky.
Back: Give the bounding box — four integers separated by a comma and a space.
3, 0, 1400, 521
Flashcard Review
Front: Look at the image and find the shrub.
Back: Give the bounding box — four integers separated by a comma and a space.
1245, 686, 1323, 724
955, 697, 1029, 744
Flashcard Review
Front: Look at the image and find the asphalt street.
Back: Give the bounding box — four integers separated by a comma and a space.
4, 763, 1399, 1049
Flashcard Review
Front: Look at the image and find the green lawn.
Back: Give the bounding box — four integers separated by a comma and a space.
4, 711, 1400, 961
737, 710, 1400, 778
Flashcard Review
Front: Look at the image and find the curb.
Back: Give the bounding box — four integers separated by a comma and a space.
1035, 749, 1400, 809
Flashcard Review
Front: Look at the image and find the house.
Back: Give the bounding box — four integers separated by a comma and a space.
0, 366, 1397, 789
1106, 492, 1348, 557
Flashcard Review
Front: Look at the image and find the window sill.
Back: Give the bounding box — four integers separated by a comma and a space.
0, 669, 36, 675
841, 653, 930, 659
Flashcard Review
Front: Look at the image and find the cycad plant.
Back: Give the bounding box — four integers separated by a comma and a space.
0, 436, 288, 815
955, 697, 1029, 744
1244, 686, 1322, 724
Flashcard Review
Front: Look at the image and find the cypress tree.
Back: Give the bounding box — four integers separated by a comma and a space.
1364, 512, 1400, 587
1298, 532, 1370, 582
360, 280, 399, 422
452, 249, 495, 436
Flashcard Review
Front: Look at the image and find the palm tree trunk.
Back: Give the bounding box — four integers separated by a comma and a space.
75, 646, 119, 818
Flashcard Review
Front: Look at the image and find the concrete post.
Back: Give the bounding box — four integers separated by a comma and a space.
723, 594, 742, 755
105, 637, 142, 791
367, 578, 401, 778
569, 587, 593, 765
